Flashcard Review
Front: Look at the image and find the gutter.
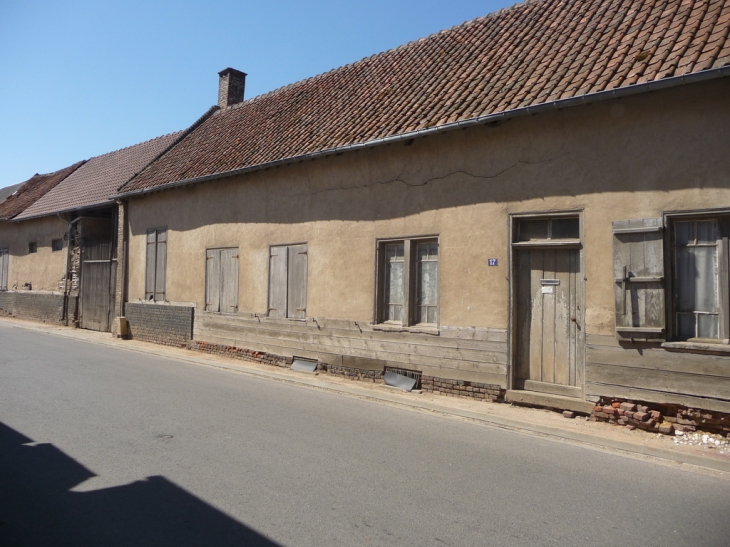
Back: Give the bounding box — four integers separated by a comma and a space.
111, 66, 730, 200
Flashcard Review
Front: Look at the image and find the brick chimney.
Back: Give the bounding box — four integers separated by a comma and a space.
218, 68, 247, 108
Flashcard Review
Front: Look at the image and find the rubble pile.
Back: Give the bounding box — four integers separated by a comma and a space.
673, 432, 729, 453
591, 398, 730, 437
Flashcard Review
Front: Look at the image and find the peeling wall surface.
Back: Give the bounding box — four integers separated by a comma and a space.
0, 216, 69, 291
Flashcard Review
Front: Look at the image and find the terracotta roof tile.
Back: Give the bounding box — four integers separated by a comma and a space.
17, 131, 184, 219
0, 162, 85, 220
121, 0, 730, 194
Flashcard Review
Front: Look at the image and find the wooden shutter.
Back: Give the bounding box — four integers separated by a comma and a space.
155, 229, 167, 302
0, 249, 8, 291
287, 244, 308, 319
220, 248, 239, 313
145, 231, 156, 300
612, 218, 665, 341
268, 246, 288, 317
206, 249, 221, 312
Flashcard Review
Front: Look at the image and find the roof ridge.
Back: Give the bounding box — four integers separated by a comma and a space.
29, 160, 86, 180
223, 0, 542, 112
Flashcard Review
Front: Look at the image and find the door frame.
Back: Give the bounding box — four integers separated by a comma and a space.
507, 210, 586, 397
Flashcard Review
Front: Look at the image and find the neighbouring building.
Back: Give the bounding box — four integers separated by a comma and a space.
4, 0, 730, 430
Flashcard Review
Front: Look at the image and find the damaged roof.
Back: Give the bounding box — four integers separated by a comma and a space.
0, 162, 85, 220
120, 0, 730, 194
16, 131, 184, 220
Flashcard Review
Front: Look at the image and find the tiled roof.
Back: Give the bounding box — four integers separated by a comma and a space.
0, 162, 85, 220
121, 0, 730, 194
17, 131, 184, 219
0, 183, 23, 205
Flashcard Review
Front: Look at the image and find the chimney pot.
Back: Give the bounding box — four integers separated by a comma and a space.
218, 68, 247, 108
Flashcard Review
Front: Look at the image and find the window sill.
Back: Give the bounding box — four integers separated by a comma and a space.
661, 340, 730, 355
372, 323, 439, 336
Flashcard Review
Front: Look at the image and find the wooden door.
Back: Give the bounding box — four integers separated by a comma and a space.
515, 248, 582, 397
80, 240, 116, 332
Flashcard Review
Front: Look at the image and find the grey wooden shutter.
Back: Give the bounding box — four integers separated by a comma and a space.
287, 244, 308, 319
206, 248, 221, 312
220, 248, 239, 313
145, 231, 156, 300
612, 218, 665, 341
0, 249, 8, 291
268, 246, 288, 317
155, 229, 167, 302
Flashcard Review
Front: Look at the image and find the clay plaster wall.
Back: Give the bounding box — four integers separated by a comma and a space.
0, 215, 68, 291
125, 78, 730, 337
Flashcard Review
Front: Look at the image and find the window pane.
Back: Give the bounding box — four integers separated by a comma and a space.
676, 313, 696, 339
551, 218, 579, 239
384, 243, 404, 321
416, 242, 438, 324
697, 314, 719, 339
696, 220, 719, 244
518, 220, 548, 241
675, 222, 693, 246
676, 247, 718, 313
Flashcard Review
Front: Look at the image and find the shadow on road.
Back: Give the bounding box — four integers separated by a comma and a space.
0, 421, 282, 547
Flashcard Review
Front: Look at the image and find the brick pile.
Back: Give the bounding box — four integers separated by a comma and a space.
591, 398, 730, 437
421, 376, 504, 402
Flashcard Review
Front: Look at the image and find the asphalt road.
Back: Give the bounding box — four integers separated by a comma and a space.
1, 324, 728, 547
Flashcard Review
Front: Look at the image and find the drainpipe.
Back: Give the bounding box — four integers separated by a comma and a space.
58, 214, 81, 326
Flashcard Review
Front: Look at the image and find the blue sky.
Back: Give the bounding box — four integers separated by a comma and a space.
0, 0, 513, 187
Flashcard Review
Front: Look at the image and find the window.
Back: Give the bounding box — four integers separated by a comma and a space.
672, 218, 729, 341
206, 248, 239, 313
268, 244, 308, 319
612, 214, 730, 343
515, 217, 579, 242
28, 242, 37, 254
52, 239, 63, 252
0, 248, 8, 291
145, 229, 167, 301
377, 238, 439, 326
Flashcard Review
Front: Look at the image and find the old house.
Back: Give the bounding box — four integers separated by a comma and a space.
105, 0, 730, 421
0, 132, 184, 330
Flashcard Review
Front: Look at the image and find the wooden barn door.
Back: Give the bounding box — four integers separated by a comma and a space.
515, 248, 583, 397
80, 238, 116, 332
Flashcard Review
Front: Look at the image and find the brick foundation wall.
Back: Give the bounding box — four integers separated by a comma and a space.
0, 291, 77, 324
591, 397, 730, 437
323, 364, 384, 383
125, 302, 194, 347
422, 376, 505, 402
187, 340, 292, 367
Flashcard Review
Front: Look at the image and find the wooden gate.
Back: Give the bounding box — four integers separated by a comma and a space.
80, 240, 116, 332
515, 248, 583, 397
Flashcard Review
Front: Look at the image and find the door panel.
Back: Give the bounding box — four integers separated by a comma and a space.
516, 248, 582, 395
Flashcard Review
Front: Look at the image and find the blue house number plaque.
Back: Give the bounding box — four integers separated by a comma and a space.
488, 258, 498, 266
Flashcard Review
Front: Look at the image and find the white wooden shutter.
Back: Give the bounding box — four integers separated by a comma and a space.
155, 229, 167, 302
268, 246, 288, 317
612, 218, 665, 341
287, 244, 308, 319
206, 248, 221, 312
220, 248, 239, 313
145, 231, 156, 300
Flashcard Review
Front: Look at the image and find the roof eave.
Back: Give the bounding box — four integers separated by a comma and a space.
112, 66, 730, 200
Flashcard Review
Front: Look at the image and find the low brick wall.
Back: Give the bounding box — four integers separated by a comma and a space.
0, 291, 77, 324
125, 302, 194, 347
323, 364, 384, 383
187, 340, 292, 367
591, 397, 730, 437
422, 376, 505, 402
